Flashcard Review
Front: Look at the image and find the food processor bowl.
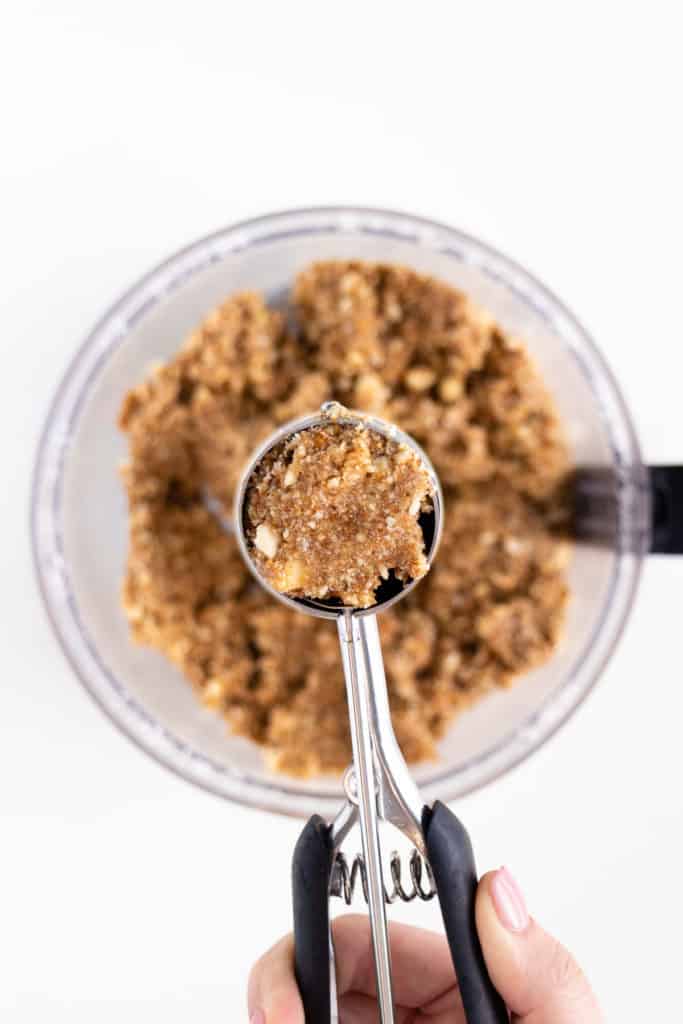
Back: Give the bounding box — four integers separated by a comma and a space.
31, 207, 652, 819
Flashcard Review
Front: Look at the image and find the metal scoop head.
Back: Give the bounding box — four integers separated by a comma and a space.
233, 402, 443, 619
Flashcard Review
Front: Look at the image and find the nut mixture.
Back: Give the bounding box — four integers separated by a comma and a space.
120, 261, 572, 776
244, 408, 433, 608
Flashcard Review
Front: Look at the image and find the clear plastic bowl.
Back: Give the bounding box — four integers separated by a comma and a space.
31, 207, 650, 819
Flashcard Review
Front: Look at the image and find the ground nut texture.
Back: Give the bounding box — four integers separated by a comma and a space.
245, 414, 433, 608
119, 261, 573, 776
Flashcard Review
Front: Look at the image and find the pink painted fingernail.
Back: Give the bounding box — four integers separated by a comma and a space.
491, 866, 529, 932
250, 1011, 265, 1024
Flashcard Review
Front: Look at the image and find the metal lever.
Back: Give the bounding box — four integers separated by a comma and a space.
338, 610, 396, 1023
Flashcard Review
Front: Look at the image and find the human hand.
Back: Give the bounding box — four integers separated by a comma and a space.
248, 866, 603, 1022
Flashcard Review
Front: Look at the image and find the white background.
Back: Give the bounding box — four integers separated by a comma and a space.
2, 3, 683, 1020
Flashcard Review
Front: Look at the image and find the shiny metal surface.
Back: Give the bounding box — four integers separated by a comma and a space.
358, 616, 427, 855
338, 611, 396, 1023
330, 849, 436, 905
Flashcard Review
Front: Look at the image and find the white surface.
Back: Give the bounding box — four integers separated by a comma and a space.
2, 3, 682, 1020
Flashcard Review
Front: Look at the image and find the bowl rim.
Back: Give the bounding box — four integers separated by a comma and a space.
30, 204, 650, 818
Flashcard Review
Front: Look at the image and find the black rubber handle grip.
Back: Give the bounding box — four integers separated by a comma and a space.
650, 466, 683, 554
425, 801, 508, 1024
292, 815, 334, 1024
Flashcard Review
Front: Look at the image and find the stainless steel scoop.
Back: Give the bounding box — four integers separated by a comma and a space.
234, 405, 507, 1024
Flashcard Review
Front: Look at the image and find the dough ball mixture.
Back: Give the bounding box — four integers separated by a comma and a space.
244, 408, 433, 608
119, 262, 572, 776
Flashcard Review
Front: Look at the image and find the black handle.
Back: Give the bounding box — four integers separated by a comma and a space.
292, 815, 334, 1024
425, 801, 508, 1024
650, 466, 683, 554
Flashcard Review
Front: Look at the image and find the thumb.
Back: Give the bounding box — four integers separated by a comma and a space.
475, 868, 604, 1023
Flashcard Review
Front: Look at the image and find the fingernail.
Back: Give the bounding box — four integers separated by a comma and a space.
491, 866, 529, 933
250, 1011, 265, 1024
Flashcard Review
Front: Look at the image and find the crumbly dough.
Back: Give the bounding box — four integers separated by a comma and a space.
244, 410, 433, 608
119, 261, 572, 776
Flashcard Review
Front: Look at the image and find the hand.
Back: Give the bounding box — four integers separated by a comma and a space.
248, 867, 604, 1022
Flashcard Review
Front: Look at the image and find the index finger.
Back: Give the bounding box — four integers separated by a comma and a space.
248, 916, 464, 1022
332, 914, 462, 1012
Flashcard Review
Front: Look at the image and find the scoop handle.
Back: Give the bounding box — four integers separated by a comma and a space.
425, 801, 509, 1024
292, 815, 334, 1024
